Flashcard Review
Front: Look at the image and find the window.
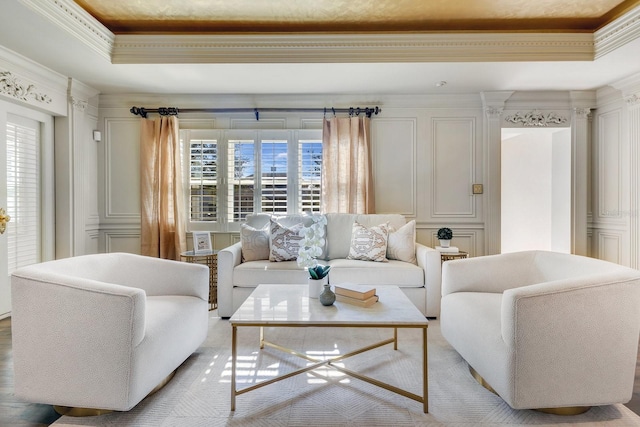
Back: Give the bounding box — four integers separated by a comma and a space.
6, 115, 40, 273
185, 129, 322, 231
189, 137, 218, 222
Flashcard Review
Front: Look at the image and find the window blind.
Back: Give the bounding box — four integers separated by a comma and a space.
6, 115, 40, 274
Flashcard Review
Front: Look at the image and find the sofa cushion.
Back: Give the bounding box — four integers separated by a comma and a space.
326, 213, 407, 260
269, 219, 304, 262
387, 220, 416, 264
234, 260, 308, 286
347, 222, 390, 262
240, 223, 270, 262
328, 258, 424, 287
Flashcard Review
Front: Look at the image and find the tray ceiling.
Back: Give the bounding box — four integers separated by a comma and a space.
73, 0, 640, 34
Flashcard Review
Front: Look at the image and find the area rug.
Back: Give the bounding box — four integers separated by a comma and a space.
53, 316, 640, 426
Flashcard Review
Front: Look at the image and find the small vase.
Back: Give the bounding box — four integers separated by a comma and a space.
439, 239, 451, 248
308, 277, 327, 299
319, 283, 336, 306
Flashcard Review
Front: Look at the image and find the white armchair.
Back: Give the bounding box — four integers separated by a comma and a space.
440, 250, 640, 413
11, 253, 209, 413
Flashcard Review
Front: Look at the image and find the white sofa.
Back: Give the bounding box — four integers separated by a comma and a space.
441, 250, 640, 411
218, 213, 441, 317
11, 252, 210, 412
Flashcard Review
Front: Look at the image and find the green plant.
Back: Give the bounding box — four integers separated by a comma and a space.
308, 264, 331, 280
437, 227, 453, 240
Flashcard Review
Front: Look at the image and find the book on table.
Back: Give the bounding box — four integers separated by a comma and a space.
436, 246, 459, 253
335, 293, 379, 307
333, 283, 376, 300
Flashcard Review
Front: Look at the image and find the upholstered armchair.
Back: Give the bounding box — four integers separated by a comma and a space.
11, 252, 209, 413
440, 250, 640, 413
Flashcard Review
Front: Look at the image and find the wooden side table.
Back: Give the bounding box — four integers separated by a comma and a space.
180, 250, 218, 311
440, 251, 469, 263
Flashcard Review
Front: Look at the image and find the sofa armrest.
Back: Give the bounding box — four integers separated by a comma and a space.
218, 241, 243, 317
499, 274, 640, 405
441, 251, 540, 296
416, 243, 442, 317
114, 254, 209, 301
11, 274, 147, 405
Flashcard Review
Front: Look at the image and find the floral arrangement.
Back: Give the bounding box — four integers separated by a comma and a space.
437, 227, 453, 240
297, 214, 327, 268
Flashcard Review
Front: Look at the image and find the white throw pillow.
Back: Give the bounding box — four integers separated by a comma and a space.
269, 219, 304, 262
387, 220, 417, 264
240, 223, 269, 262
347, 222, 389, 262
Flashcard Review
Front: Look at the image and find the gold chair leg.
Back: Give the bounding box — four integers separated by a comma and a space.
54, 369, 176, 417
468, 365, 590, 416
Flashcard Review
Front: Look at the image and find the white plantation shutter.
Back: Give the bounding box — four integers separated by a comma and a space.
6, 114, 40, 273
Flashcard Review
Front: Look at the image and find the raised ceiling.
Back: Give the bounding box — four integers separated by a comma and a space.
2, 0, 640, 95
74, 0, 640, 33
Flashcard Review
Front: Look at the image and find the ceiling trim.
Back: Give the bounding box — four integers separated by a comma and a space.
21, 0, 640, 65
19, 0, 114, 61
595, 5, 640, 58
111, 33, 594, 64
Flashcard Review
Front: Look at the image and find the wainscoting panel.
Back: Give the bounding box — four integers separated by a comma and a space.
431, 117, 477, 218
104, 230, 141, 254
597, 109, 625, 224
371, 118, 416, 217
103, 118, 141, 222
596, 230, 623, 264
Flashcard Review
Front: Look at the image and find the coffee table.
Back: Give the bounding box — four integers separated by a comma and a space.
229, 284, 429, 412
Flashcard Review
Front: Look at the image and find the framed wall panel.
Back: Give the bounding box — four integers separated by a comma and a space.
371, 118, 416, 216
432, 118, 476, 218
104, 118, 141, 221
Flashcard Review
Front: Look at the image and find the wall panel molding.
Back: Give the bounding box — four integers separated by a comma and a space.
103, 118, 141, 222
596, 109, 625, 225
371, 118, 417, 217
431, 117, 476, 218
104, 230, 141, 254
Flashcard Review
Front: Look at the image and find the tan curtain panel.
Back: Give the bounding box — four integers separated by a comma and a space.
139, 116, 186, 260
321, 117, 375, 214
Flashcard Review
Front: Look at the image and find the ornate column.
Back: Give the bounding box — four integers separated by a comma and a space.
481, 91, 513, 255
571, 106, 591, 256
626, 93, 640, 268
55, 79, 100, 258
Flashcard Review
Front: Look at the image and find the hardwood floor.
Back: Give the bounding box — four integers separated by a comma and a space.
0, 316, 639, 426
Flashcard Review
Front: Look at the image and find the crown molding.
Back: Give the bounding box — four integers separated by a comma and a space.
111, 32, 593, 64
594, 5, 640, 58
24, 0, 640, 65
19, 0, 114, 61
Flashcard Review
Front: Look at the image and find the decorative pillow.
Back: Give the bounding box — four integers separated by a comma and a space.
240, 223, 270, 262
269, 219, 304, 262
387, 220, 416, 264
347, 222, 389, 262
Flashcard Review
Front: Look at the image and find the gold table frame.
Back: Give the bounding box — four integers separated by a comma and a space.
229, 285, 428, 413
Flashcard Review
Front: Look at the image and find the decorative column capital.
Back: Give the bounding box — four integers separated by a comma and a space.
484, 106, 503, 119
70, 96, 88, 112
625, 93, 640, 106
573, 107, 592, 120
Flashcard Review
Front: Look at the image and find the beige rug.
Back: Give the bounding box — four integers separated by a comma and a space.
53, 316, 640, 426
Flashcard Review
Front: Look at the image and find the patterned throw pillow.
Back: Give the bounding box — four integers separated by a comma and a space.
347, 222, 390, 262
269, 219, 304, 262
240, 223, 270, 262
387, 220, 417, 264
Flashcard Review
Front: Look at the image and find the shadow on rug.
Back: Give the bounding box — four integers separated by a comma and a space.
53, 316, 640, 426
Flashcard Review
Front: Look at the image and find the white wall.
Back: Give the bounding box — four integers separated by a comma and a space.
501, 127, 571, 253
98, 94, 487, 255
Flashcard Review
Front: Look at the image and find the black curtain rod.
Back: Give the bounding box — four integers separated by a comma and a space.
129, 106, 381, 120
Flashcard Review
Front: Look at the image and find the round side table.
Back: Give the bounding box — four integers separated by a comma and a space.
440, 251, 469, 263
180, 250, 218, 311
